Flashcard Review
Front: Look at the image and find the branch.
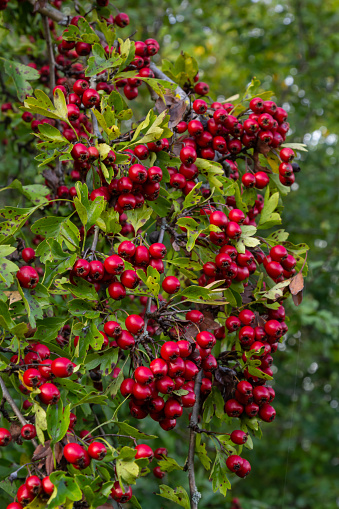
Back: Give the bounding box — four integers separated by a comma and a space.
27, 0, 66, 23
0, 376, 38, 448
91, 110, 103, 141
150, 62, 188, 101
90, 226, 100, 257
187, 370, 203, 509
42, 14, 56, 93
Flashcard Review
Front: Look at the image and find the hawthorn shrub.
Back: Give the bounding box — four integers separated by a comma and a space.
0, 1, 309, 508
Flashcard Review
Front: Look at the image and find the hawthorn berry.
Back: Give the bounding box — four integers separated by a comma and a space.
21, 424, 37, 440
17, 266, 39, 289
0, 428, 11, 446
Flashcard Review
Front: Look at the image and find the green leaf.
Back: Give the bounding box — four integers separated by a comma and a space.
0, 257, 19, 289
157, 485, 190, 509
259, 280, 291, 301
117, 38, 136, 73
84, 347, 119, 372
139, 76, 177, 99
0, 58, 39, 100
15, 285, 44, 328
126, 206, 153, 234
116, 421, 157, 440
210, 452, 231, 496
182, 182, 202, 210
203, 386, 225, 423
32, 402, 47, 444
147, 196, 171, 217
69, 299, 100, 320
46, 403, 70, 444
61, 277, 98, 301
3, 179, 49, 206
33, 317, 67, 343
281, 142, 308, 152
166, 258, 202, 271
97, 207, 121, 234
258, 190, 281, 229
86, 43, 122, 76
0, 246, 16, 257
0, 205, 40, 244
196, 435, 212, 470
78, 17, 100, 44
116, 453, 139, 485
48, 472, 82, 508
158, 456, 183, 473
75, 182, 106, 228
31, 215, 80, 251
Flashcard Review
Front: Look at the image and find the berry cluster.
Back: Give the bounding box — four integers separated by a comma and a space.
0, 2, 309, 507
120, 335, 213, 429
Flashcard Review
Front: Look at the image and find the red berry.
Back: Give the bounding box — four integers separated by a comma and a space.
134, 366, 154, 385
17, 485, 34, 505
17, 266, 39, 289
108, 281, 126, 300
39, 383, 60, 405
230, 430, 248, 445
186, 310, 204, 324
120, 378, 135, 397
0, 428, 12, 446
21, 424, 36, 440
160, 341, 180, 361
51, 357, 74, 378
135, 443, 153, 460
25, 476, 42, 497
193, 99, 207, 114
88, 441, 107, 460
104, 255, 125, 275
42, 476, 54, 495
111, 481, 133, 503
150, 358, 168, 378
239, 309, 255, 325
104, 320, 122, 338
266, 261, 283, 279
149, 243, 167, 259
23, 368, 41, 387
224, 399, 244, 417
155, 376, 175, 394
115, 12, 130, 27
226, 455, 243, 472
270, 244, 288, 262
116, 330, 135, 349
121, 270, 139, 289
259, 403, 276, 422
153, 466, 166, 479
22, 248, 35, 263
162, 276, 180, 294
73, 258, 90, 278
236, 458, 251, 478
134, 245, 150, 266
196, 331, 216, 349
71, 143, 89, 162
280, 147, 294, 162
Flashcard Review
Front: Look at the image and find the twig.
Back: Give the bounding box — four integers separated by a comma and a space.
0, 397, 11, 421
91, 109, 103, 141
27, 0, 66, 23
0, 376, 38, 448
93, 410, 107, 438
42, 15, 56, 93
90, 226, 100, 257
187, 370, 203, 509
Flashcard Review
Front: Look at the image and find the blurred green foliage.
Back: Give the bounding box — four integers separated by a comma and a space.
0, 1, 338, 508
